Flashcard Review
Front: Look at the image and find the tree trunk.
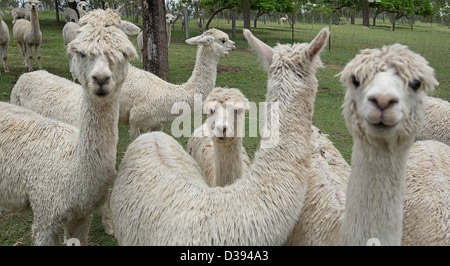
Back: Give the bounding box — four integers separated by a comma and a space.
55, 0, 60, 23
183, 6, 189, 39
392, 20, 396, 31
134, 4, 139, 23
243, 1, 251, 30
142, 0, 169, 81
291, 15, 295, 45
232, 9, 236, 38
362, 0, 370, 27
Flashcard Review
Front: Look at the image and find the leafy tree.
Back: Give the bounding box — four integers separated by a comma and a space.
378, 0, 434, 30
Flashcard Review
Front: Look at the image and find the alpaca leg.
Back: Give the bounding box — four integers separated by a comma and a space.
64, 215, 92, 246
1, 44, 9, 72
128, 125, 141, 143
101, 190, 114, 236
32, 218, 60, 246
35, 44, 42, 70
18, 43, 28, 68
27, 44, 33, 71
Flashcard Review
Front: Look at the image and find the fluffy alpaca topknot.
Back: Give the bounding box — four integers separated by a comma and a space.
339, 44, 438, 94
79, 8, 121, 28
68, 25, 137, 64
203, 87, 250, 113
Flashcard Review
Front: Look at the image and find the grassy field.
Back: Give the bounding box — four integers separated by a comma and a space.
0, 10, 449, 246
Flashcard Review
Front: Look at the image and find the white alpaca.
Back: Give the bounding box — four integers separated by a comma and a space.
243, 37, 448, 245
77, 1, 88, 17
280, 17, 288, 24
0, 24, 137, 245
10, 7, 31, 24
339, 43, 444, 245
186, 87, 251, 187
136, 13, 175, 60
110, 28, 330, 245
62, 7, 140, 81
415, 96, 449, 146
63, 7, 78, 24
122, 29, 235, 141
0, 10, 10, 74
11, 7, 140, 236
13, 0, 42, 71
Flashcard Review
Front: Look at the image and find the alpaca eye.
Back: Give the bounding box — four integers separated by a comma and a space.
79, 52, 86, 58
352, 75, 360, 88
410, 79, 421, 91
221, 40, 226, 44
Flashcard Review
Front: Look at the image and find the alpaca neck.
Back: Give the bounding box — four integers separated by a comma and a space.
75, 89, 120, 184
340, 138, 412, 246
30, 9, 39, 32
249, 66, 316, 224
213, 138, 243, 187
183, 45, 219, 98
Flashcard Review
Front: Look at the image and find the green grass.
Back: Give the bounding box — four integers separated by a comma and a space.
0, 10, 449, 246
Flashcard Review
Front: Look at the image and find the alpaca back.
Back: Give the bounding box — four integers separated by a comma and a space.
0, 20, 9, 44
403, 140, 450, 245
10, 70, 82, 126
415, 97, 450, 146
12, 19, 29, 42
0, 102, 77, 215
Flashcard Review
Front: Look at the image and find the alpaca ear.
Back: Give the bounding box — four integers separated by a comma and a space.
185, 35, 214, 46
120, 21, 141, 35
306, 27, 329, 62
243, 29, 274, 72
117, 5, 124, 14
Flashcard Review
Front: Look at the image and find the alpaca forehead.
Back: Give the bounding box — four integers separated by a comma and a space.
70, 26, 137, 60
205, 29, 229, 40
274, 43, 308, 59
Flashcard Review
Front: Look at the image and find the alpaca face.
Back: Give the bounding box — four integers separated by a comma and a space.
203, 88, 249, 143
341, 44, 438, 142
206, 104, 245, 142
77, 1, 88, 12
344, 68, 427, 141
68, 25, 137, 98
28, 0, 41, 11
166, 14, 174, 25
186, 29, 235, 57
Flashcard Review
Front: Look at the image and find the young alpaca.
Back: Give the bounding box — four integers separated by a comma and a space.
13, 0, 42, 71
186, 87, 251, 187
0, 10, 10, 73
122, 28, 235, 142
0, 24, 137, 245
110, 28, 330, 245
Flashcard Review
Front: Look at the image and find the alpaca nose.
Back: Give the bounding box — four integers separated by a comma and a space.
368, 94, 399, 111
92, 75, 110, 87
217, 124, 227, 136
